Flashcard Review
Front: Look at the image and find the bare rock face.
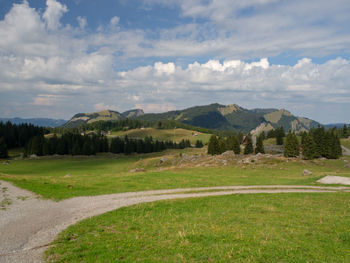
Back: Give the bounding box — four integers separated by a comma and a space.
302, 169, 312, 176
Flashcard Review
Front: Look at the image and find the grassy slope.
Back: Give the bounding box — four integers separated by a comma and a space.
110, 128, 212, 144
1, 151, 349, 200
46, 193, 350, 263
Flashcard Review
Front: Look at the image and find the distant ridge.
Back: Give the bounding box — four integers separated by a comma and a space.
63, 109, 144, 128
63, 103, 320, 132
0, 117, 67, 127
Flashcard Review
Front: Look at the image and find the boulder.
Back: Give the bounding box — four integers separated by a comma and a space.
129, 168, 146, 173
302, 169, 312, 176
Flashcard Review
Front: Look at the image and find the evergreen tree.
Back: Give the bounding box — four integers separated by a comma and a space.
0, 137, 8, 158
302, 133, 316, 160
218, 137, 227, 154
208, 135, 219, 155
255, 134, 265, 154
276, 127, 285, 145
342, 124, 348, 138
284, 132, 299, 157
244, 135, 254, 155
195, 140, 203, 148
232, 136, 241, 154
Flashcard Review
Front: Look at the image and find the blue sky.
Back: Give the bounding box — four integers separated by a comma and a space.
0, 0, 349, 123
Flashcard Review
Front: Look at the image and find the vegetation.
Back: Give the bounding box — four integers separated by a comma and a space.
111, 127, 211, 144
0, 137, 8, 158
244, 135, 254, 155
24, 133, 192, 157
0, 121, 46, 149
207, 134, 241, 155
46, 193, 350, 262
302, 127, 342, 159
255, 134, 265, 154
284, 132, 300, 157
2, 152, 349, 200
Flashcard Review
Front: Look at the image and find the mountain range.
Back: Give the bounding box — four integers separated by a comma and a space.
63, 103, 320, 133
0, 117, 67, 127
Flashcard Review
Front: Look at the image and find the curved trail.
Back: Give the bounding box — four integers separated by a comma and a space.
0, 180, 349, 263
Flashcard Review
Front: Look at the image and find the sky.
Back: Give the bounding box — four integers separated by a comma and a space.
0, 0, 349, 123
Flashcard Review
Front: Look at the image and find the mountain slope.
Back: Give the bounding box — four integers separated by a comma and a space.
63, 103, 320, 133
63, 109, 144, 128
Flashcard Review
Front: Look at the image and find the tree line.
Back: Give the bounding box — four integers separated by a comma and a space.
0, 122, 47, 158
24, 133, 196, 157
284, 127, 342, 159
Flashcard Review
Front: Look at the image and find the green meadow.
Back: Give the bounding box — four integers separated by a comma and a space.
1, 149, 349, 200
46, 193, 350, 263
110, 127, 212, 144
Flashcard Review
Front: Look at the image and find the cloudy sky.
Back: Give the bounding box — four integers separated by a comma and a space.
0, 0, 349, 123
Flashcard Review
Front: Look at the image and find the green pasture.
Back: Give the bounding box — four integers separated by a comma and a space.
46, 193, 350, 263
1, 151, 349, 200
109, 128, 211, 144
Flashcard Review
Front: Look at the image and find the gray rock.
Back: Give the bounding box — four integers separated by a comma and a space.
344, 164, 350, 168
302, 169, 312, 176
129, 168, 146, 173
64, 174, 71, 178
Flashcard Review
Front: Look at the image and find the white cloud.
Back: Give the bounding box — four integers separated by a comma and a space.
94, 103, 120, 112
110, 16, 120, 26
77, 16, 87, 29
43, 0, 68, 30
134, 103, 176, 113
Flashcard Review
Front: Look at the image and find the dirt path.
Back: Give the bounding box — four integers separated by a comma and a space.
342, 145, 350, 156
1, 180, 349, 263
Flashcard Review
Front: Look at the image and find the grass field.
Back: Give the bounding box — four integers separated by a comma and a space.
341, 138, 350, 149
45, 193, 350, 263
110, 128, 212, 144
1, 150, 349, 200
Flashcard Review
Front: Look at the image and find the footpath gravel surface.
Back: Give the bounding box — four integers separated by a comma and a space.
1, 180, 349, 263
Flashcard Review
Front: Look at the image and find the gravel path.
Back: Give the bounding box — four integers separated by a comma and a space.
1, 180, 349, 263
342, 145, 350, 156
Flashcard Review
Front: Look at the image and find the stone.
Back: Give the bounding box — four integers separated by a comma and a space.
64, 174, 71, 178
302, 169, 312, 176
129, 168, 146, 173
344, 164, 350, 168
159, 157, 167, 163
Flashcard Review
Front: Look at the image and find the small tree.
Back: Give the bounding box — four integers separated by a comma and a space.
208, 135, 219, 155
302, 133, 316, 160
195, 140, 203, 148
244, 135, 254, 155
232, 136, 241, 154
255, 134, 265, 154
284, 132, 299, 157
276, 127, 285, 145
0, 137, 8, 158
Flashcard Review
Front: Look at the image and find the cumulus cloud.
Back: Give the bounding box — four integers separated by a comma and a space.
0, 0, 349, 123
77, 16, 87, 29
43, 0, 68, 30
110, 16, 120, 26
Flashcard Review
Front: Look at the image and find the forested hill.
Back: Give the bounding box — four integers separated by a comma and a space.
63, 103, 320, 133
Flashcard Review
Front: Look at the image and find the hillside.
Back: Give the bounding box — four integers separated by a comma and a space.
63, 103, 320, 133
110, 128, 212, 144
63, 109, 144, 128
138, 103, 320, 133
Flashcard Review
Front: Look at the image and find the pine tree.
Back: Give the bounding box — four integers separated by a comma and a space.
342, 124, 348, 138
195, 140, 203, 148
244, 135, 254, 155
208, 135, 219, 155
302, 133, 316, 160
284, 132, 299, 157
232, 136, 241, 154
0, 137, 8, 158
276, 127, 285, 145
255, 134, 265, 154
